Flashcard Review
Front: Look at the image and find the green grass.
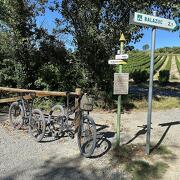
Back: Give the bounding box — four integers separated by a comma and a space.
175, 56, 180, 73
152, 145, 173, 155
126, 161, 168, 180
110, 144, 171, 180
34, 96, 65, 111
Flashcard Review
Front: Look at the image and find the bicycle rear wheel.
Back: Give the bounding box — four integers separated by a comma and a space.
9, 102, 24, 129
77, 115, 96, 158
29, 109, 46, 142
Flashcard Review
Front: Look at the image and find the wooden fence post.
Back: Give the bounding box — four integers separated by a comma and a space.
75, 88, 82, 131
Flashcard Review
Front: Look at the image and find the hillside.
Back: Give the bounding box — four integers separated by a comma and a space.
121, 52, 180, 83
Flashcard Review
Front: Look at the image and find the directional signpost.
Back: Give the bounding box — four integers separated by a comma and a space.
130, 12, 178, 30
108, 33, 129, 146
115, 54, 129, 60
130, 11, 178, 155
108, 60, 127, 65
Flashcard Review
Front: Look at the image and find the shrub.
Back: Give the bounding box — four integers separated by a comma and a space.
159, 70, 170, 84
132, 70, 149, 83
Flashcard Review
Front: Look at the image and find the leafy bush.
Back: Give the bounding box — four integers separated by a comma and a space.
132, 70, 149, 83
159, 70, 170, 84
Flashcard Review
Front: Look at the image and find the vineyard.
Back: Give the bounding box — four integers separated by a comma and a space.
121, 53, 180, 83
175, 56, 180, 73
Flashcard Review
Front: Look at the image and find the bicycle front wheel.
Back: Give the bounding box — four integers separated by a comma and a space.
29, 109, 46, 142
9, 102, 24, 129
77, 115, 96, 158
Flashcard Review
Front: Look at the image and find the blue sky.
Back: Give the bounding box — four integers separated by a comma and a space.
36, 9, 180, 50
131, 29, 180, 50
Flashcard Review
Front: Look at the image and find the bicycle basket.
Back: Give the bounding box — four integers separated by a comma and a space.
80, 94, 94, 111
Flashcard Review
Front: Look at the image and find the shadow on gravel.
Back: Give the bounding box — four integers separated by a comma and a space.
96, 123, 109, 132
1, 155, 127, 180
91, 123, 115, 158
151, 121, 180, 153
111, 143, 175, 180
123, 124, 153, 145
129, 81, 180, 98
0, 112, 8, 123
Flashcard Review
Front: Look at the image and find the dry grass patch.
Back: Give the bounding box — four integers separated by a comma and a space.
132, 97, 180, 110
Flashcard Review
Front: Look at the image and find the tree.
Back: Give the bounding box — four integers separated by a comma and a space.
0, 0, 84, 91
0, 0, 37, 87
50, 0, 179, 92
142, 44, 149, 51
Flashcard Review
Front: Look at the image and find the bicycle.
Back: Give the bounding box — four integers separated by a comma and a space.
9, 93, 46, 142
44, 92, 97, 157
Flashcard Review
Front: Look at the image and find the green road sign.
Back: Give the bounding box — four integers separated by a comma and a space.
130, 12, 178, 30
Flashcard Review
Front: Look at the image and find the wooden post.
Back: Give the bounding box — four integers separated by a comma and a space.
75, 88, 82, 108
75, 88, 82, 96
0, 94, 48, 104
0, 95, 32, 103
0, 87, 78, 97
0, 87, 82, 105
75, 88, 82, 131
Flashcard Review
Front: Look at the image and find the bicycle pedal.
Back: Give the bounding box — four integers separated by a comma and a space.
68, 132, 74, 139
53, 132, 59, 139
47, 132, 52, 137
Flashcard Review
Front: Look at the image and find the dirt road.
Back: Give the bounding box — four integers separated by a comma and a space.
0, 109, 180, 180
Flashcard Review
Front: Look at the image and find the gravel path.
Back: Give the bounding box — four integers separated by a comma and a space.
0, 112, 127, 180
0, 109, 180, 180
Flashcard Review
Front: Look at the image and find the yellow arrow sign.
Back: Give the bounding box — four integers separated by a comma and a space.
120, 33, 126, 42
108, 60, 127, 65
119, 61, 127, 64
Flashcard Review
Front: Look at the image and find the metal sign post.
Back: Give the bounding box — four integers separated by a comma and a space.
108, 33, 129, 146
146, 11, 157, 155
130, 11, 178, 155
116, 33, 126, 146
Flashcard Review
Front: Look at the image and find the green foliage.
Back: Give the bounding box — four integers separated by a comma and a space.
159, 70, 170, 84
121, 53, 176, 84
0, 0, 86, 92
58, 0, 179, 91
131, 70, 149, 83
34, 97, 60, 111
156, 47, 180, 54
126, 161, 168, 180
0, 0, 179, 102
153, 145, 173, 155
122, 54, 167, 83
111, 144, 170, 180
154, 56, 166, 72
142, 44, 149, 51
159, 57, 172, 84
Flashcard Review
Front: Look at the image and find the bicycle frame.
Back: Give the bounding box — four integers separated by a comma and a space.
16, 94, 35, 125
46, 93, 84, 136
